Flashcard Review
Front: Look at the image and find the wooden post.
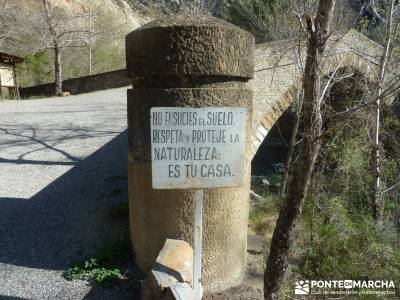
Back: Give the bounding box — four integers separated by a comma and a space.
0, 72, 3, 100
13, 63, 20, 100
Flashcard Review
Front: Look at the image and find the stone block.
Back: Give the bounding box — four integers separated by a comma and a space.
155, 239, 193, 285
141, 239, 197, 299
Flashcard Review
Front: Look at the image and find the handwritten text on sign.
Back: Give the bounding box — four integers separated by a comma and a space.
150, 107, 246, 189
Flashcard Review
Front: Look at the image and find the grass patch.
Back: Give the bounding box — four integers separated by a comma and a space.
64, 258, 123, 285
64, 238, 133, 286
249, 193, 282, 237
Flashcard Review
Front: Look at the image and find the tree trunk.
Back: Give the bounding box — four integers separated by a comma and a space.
280, 91, 303, 195
372, 0, 395, 224
264, 1, 335, 299
54, 44, 62, 95
88, 5, 92, 75
42, 0, 62, 96
373, 98, 381, 221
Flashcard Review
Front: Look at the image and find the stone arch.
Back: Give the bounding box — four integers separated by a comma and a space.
248, 30, 383, 160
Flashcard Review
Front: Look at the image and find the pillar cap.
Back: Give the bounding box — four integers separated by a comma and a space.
126, 15, 254, 79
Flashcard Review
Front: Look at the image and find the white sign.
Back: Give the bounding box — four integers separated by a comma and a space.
0, 63, 14, 87
150, 107, 246, 189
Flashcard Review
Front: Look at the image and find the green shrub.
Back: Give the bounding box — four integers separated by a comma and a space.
64, 239, 132, 286
278, 105, 400, 296
297, 198, 400, 294
249, 194, 282, 236
64, 258, 123, 285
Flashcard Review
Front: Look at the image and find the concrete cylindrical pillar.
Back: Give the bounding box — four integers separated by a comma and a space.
126, 15, 254, 292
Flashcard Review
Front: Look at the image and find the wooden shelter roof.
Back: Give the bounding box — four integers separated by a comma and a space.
0, 52, 24, 64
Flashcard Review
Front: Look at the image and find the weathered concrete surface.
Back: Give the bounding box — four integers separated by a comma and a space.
126, 15, 254, 292
126, 15, 254, 79
203, 230, 264, 299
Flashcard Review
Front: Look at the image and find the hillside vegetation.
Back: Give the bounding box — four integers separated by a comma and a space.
0, 0, 143, 88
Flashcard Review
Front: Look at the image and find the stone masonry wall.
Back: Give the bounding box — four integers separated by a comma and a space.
20, 69, 129, 98
248, 30, 383, 158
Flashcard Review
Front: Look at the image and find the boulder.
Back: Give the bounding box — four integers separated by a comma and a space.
261, 179, 270, 186
142, 239, 198, 300
154, 239, 193, 284
58, 91, 70, 97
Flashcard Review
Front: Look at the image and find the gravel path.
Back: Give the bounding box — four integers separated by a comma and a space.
0, 88, 139, 299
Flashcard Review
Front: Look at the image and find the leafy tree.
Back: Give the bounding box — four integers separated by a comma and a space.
16, 52, 53, 87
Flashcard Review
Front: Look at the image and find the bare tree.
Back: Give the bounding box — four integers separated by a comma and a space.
37, 0, 90, 95
86, 4, 93, 75
2, 0, 91, 94
79, 0, 132, 76
264, 1, 336, 299
371, 0, 399, 224
0, 1, 30, 51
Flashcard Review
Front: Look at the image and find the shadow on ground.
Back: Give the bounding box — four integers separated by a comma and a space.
0, 130, 142, 299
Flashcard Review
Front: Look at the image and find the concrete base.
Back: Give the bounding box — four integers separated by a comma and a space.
129, 162, 250, 292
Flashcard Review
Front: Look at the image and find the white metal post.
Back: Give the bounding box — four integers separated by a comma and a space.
193, 189, 203, 300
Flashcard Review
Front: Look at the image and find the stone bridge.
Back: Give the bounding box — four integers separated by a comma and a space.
248, 30, 384, 159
